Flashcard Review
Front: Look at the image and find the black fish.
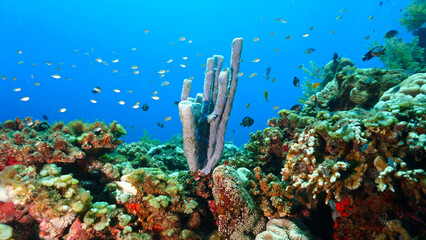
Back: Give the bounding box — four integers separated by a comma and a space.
390, 86, 400, 94
157, 122, 164, 128
362, 46, 385, 61
380, 1, 383, 6
42, 115, 48, 120
293, 77, 300, 88
290, 104, 303, 114
264, 67, 271, 79
141, 103, 149, 111
385, 30, 398, 39
333, 52, 339, 63
341, 125, 349, 133
240, 116, 254, 127
173, 101, 180, 106
413, 119, 418, 131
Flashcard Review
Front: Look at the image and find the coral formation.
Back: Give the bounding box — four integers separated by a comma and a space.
211, 165, 265, 240
0, 118, 124, 170
255, 218, 312, 240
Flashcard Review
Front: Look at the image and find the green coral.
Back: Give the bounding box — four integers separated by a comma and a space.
378, 37, 425, 71
400, 0, 426, 31
83, 202, 118, 231
109, 121, 127, 138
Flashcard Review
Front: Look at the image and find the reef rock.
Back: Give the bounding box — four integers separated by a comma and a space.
212, 165, 266, 240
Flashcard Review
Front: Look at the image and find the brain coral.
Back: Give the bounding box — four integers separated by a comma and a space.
375, 73, 426, 112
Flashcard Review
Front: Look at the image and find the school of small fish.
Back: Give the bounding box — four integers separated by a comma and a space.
4, 6, 386, 129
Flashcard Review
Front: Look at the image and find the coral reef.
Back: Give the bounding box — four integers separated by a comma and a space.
255, 218, 313, 240
108, 167, 202, 239
211, 165, 266, 239
0, 118, 124, 170
307, 66, 409, 113
1, 43, 425, 240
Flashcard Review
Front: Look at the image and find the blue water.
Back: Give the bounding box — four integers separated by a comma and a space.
0, 0, 412, 147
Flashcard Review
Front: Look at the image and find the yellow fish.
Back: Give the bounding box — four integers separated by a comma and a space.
17, 61, 24, 64
144, 30, 149, 33
20, 97, 30, 101
312, 82, 320, 88
246, 103, 251, 109
131, 48, 137, 51
45, 62, 52, 65
90, 99, 97, 103
133, 70, 139, 75
368, 16, 374, 20
131, 65, 138, 69
13, 88, 21, 92
58, 108, 67, 112
161, 81, 169, 86
151, 96, 160, 100
264, 90, 269, 103
336, 15, 343, 20
17, 50, 22, 54
253, 37, 259, 42
112, 59, 119, 63
51, 74, 61, 79
180, 64, 186, 68
96, 58, 102, 63
158, 70, 166, 74
182, 57, 188, 60
164, 116, 172, 121
167, 59, 173, 63
118, 100, 125, 105
272, 106, 279, 110
252, 58, 260, 62
113, 89, 120, 93
178, 37, 186, 41
249, 73, 257, 78
302, 33, 309, 37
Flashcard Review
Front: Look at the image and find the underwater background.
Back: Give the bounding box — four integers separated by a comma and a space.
0, 0, 411, 146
